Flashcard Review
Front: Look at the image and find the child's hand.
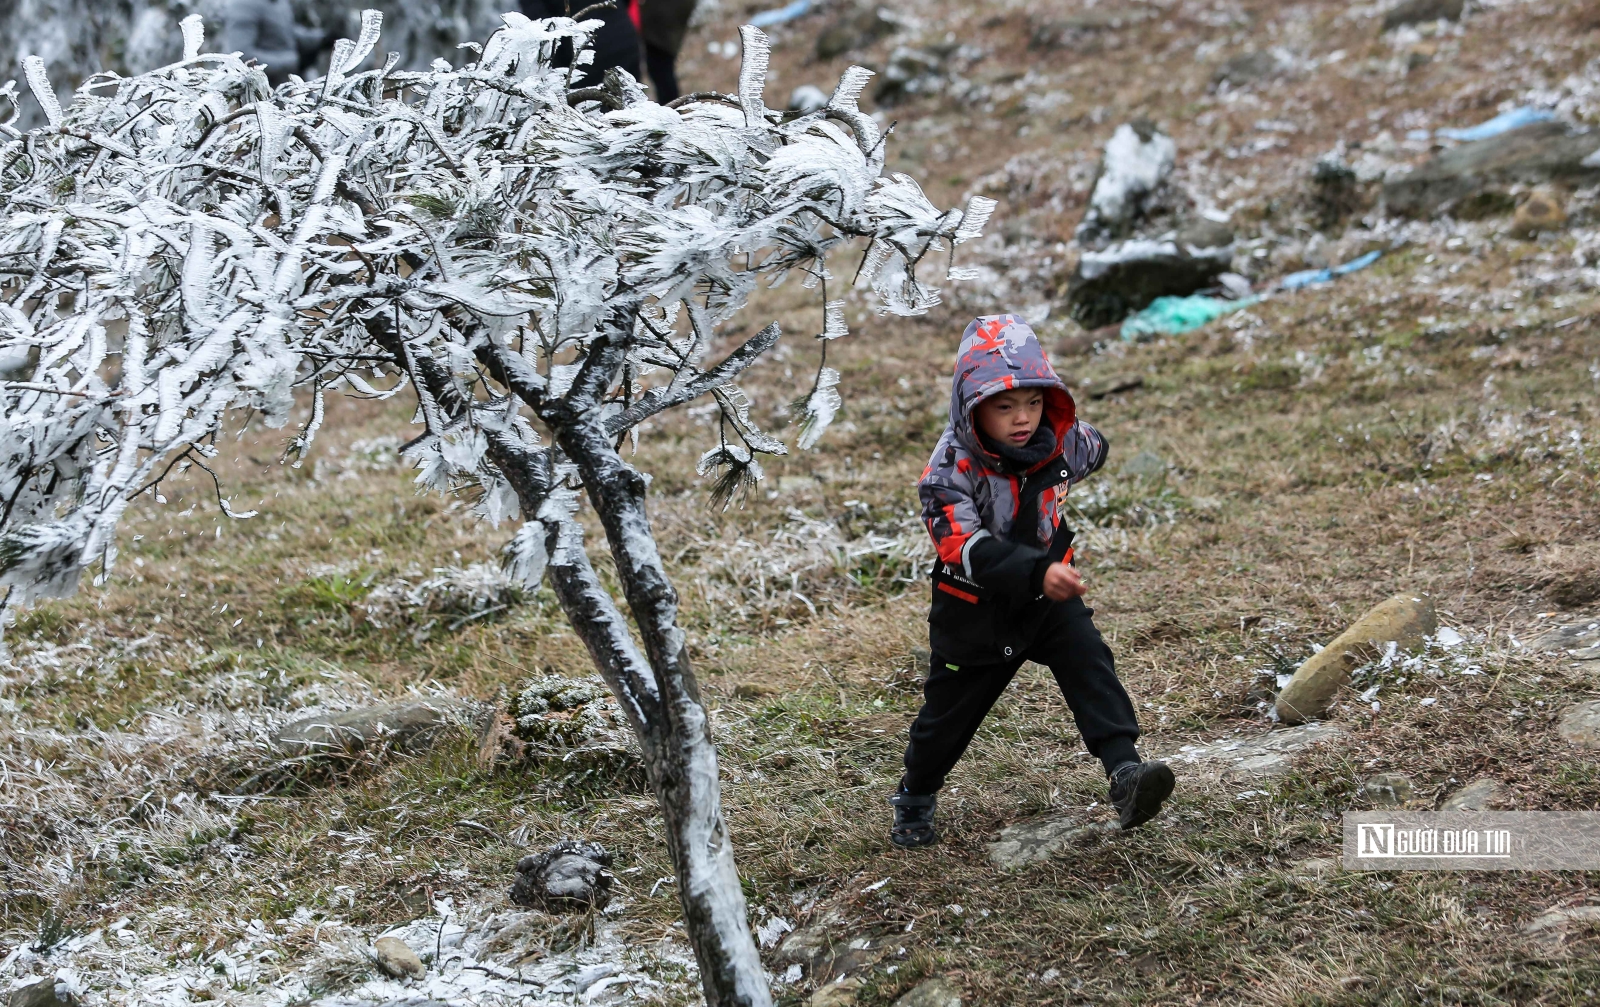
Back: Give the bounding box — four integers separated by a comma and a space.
1042, 562, 1085, 601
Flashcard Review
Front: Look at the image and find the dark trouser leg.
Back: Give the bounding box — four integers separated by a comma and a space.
1027, 596, 1142, 775
902, 653, 1022, 795
644, 42, 680, 102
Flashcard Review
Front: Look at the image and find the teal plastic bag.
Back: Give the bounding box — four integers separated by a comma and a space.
1120, 295, 1258, 341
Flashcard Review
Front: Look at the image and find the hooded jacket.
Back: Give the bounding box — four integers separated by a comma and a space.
918, 314, 1109, 663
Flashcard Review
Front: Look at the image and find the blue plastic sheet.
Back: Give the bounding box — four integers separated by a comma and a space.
1278, 249, 1382, 290
1120, 295, 1259, 340
749, 0, 811, 27
1435, 107, 1553, 142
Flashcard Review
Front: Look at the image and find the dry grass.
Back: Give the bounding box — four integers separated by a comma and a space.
7, 0, 1600, 1003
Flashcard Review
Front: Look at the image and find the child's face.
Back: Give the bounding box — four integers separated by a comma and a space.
974, 387, 1045, 448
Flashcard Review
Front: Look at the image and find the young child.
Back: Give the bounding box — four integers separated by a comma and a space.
891, 314, 1174, 848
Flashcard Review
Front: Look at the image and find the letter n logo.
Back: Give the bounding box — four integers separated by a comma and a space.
1358, 824, 1393, 857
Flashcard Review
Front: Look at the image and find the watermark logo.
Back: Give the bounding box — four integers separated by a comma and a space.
1344, 812, 1600, 870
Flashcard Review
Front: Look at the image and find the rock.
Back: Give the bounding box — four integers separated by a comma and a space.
1511, 187, 1567, 238
1275, 594, 1437, 725
1211, 51, 1282, 89
1382, 122, 1600, 219
911, 648, 932, 677
810, 978, 862, 1007
790, 84, 829, 114
1289, 856, 1341, 878
1166, 722, 1346, 782
1065, 239, 1232, 329
1382, 0, 1465, 32
1362, 772, 1415, 806
1030, 7, 1153, 49
775, 922, 882, 982
1177, 219, 1235, 252
874, 46, 947, 106
274, 698, 469, 757
1311, 156, 1362, 230
373, 936, 425, 979
893, 977, 964, 1007
9, 979, 78, 1007
1524, 613, 1600, 662
987, 813, 1116, 869
1557, 701, 1600, 749
1441, 778, 1506, 811
1119, 449, 1166, 479
510, 840, 614, 912
506, 675, 642, 780
815, 7, 898, 60
1543, 546, 1600, 608
1076, 122, 1177, 246
1522, 905, 1600, 954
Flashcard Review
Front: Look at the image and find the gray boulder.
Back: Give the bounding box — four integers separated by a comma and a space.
273, 698, 469, 756
1076, 121, 1177, 246
1441, 778, 1506, 811
893, 977, 964, 1007
9, 979, 77, 1007
987, 812, 1115, 870
1211, 50, 1285, 89
815, 6, 898, 60
1065, 235, 1232, 329
1382, 0, 1464, 32
510, 840, 614, 912
1030, 7, 1153, 50
1362, 772, 1415, 806
1383, 121, 1600, 218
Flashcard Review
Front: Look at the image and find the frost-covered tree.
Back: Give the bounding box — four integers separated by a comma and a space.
0, 11, 990, 1004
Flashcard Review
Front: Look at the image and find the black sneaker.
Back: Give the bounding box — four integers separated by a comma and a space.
889, 788, 938, 848
1108, 760, 1175, 830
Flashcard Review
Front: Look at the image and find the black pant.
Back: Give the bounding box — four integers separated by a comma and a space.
902, 596, 1140, 795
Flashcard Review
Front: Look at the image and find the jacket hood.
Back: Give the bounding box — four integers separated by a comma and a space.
948, 314, 1076, 470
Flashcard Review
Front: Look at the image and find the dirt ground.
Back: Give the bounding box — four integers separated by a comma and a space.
5, 0, 1600, 1004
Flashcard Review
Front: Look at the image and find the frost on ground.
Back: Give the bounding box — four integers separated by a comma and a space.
0, 898, 702, 1006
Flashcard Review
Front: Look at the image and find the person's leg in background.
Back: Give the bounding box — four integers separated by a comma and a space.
641, 0, 697, 102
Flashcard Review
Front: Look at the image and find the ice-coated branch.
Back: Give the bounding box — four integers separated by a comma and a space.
0, 12, 990, 1005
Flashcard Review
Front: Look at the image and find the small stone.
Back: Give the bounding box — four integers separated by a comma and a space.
1524, 614, 1600, 661
810, 978, 862, 1007
1523, 905, 1600, 954
8, 979, 78, 1007
1558, 701, 1600, 749
911, 648, 932, 677
1176, 219, 1235, 252
1290, 856, 1341, 878
372, 936, 425, 979
1362, 772, 1415, 806
1441, 778, 1506, 811
510, 840, 614, 912
1275, 595, 1437, 724
274, 699, 468, 757
1511, 187, 1566, 239
815, 7, 898, 60
987, 813, 1115, 870
893, 976, 964, 1007
1119, 449, 1166, 479
1166, 723, 1346, 782
1211, 50, 1280, 89
1382, 0, 1465, 32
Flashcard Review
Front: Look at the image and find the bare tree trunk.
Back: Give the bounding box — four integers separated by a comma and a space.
371, 314, 772, 1007
553, 416, 771, 1007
